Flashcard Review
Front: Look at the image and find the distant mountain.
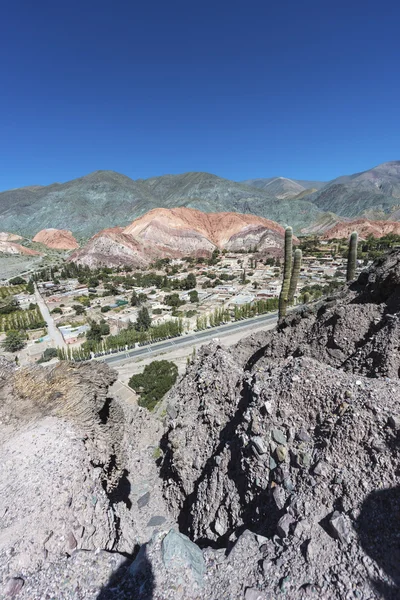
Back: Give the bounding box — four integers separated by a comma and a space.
241, 177, 306, 199
310, 161, 400, 218
242, 177, 326, 195
71, 207, 291, 268
0, 170, 325, 237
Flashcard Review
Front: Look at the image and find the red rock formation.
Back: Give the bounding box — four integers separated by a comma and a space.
323, 219, 400, 240
33, 229, 79, 250
71, 207, 294, 268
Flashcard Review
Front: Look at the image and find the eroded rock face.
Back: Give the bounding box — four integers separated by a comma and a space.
71, 207, 292, 268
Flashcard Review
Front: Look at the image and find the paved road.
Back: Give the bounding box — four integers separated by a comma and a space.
100, 311, 278, 366
34, 284, 67, 348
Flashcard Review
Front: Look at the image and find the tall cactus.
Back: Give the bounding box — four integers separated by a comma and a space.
278, 227, 293, 319
346, 231, 358, 282
288, 248, 302, 304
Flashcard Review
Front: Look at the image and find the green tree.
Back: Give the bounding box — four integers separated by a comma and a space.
189, 290, 199, 303
135, 307, 152, 331
184, 273, 197, 290
128, 360, 178, 411
9, 276, 26, 285
73, 304, 86, 315
164, 293, 184, 308
131, 290, 141, 306
2, 330, 26, 352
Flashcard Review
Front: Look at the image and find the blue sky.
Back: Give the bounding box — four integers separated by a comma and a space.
1, 0, 400, 190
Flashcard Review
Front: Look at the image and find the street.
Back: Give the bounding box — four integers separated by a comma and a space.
34, 284, 67, 348
100, 311, 278, 366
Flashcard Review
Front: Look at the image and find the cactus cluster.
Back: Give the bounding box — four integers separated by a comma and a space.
278, 227, 302, 319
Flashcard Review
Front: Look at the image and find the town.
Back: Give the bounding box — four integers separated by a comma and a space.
0, 235, 374, 369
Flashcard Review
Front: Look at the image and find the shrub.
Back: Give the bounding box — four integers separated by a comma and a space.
128, 360, 178, 411
73, 305, 86, 315
9, 276, 26, 285
38, 347, 58, 363
51, 307, 62, 314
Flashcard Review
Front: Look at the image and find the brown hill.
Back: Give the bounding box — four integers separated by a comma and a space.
71, 207, 292, 268
323, 218, 400, 240
33, 228, 79, 250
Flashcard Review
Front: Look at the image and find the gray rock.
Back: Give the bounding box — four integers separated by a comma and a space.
137, 491, 151, 508
297, 451, 311, 468
162, 529, 205, 587
271, 428, 287, 445
388, 414, 400, 430
147, 515, 166, 527
251, 435, 268, 455
67, 531, 77, 551
245, 587, 266, 600
276, 514, 295, 538
313, 461, 329, 477
296, 428, 311, 442
4, 578, 24, 597
329, 511, 351, 544
272, 486, 286, 510
276, 445, 287, 462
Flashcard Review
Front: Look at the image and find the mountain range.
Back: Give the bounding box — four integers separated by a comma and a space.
1, 161, 400, 237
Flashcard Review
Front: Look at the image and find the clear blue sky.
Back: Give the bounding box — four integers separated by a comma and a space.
1, 0, 400, 190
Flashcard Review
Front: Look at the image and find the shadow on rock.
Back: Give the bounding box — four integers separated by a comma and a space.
96, 551, 154, 600
357, 486, 400, 599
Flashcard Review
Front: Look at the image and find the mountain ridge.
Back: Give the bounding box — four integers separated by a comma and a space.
1, 161, 400, 237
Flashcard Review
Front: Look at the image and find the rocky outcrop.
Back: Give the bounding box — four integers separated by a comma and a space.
0, 359, 172, 593
71, 207, 292, 268
2, 252, 400, 599
32, 228, 79, 249
323, 218, 400, 240
158, 250, 400, 599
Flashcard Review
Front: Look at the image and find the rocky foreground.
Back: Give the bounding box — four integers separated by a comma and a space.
0, 252, 399, 599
